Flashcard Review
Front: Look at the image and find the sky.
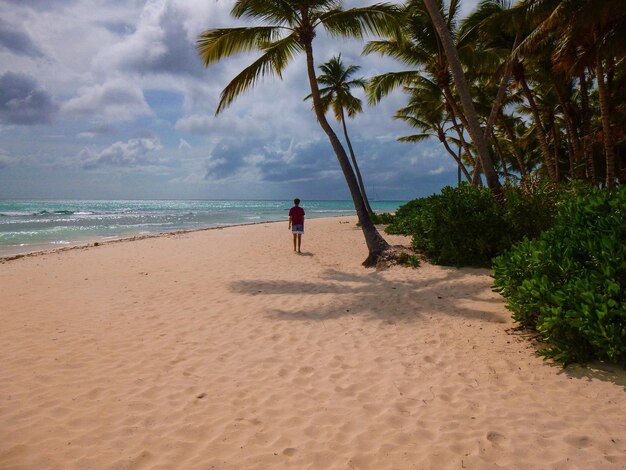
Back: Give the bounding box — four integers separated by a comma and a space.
0, 0, 480, 201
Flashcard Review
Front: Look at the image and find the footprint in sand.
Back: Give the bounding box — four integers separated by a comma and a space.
282, 448, 297, 456
564, 434, 592, 448
486, 431, 507, 448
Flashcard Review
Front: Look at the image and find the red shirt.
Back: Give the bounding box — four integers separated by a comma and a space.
289, 206, 305, 225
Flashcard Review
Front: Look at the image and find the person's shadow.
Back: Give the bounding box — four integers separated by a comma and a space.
297, 251, 314, 256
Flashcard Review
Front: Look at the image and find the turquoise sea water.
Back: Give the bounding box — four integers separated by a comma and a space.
0, 200, 404, 256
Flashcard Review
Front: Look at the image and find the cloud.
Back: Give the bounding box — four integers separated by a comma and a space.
428, 165, 447, 175
0, 72, 57, 125
199, 136, 346, 185
0, 148, 15, 168
0, 18, 43, 58
62, 79, 152, 123
0, 0, 77, 10
76, 124, 117, 139
94, 0, 206, 78
81, 135, 163, 169
0, 0, 470, 200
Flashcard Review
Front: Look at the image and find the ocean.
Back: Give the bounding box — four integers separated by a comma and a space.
0, 199, 404, 256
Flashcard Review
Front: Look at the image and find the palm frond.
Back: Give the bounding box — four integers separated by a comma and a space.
318, 4, 401, 39
341, 94, 363, 119
346, 78, 368, 90
367, 71, 422, 104
398, 133, 433, 143
447, 0, 461, 31
231, 0, 299, 25
197, 26, 283, 66
216, 34, 302, 113
362, 39, 426, 66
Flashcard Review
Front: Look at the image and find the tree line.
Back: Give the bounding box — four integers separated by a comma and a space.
196, 0, 625, 265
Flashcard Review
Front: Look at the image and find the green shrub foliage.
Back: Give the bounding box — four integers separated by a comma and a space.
386, 183, 559, 267
397, 251, 421, 268
369, 212, 395, 225
385, 198, 429, 235
493, 186, 626, 365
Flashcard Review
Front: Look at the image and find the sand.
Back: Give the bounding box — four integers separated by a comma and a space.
0, 216, 624, 469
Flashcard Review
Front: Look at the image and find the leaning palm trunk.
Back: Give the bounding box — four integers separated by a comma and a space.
498, 113, 527, 180
550, 117, 561, 182
493, 132, 510, 184
579, 71, 595, 184
595, 54, 616, 189
553, 81, 583, 180
437, 127, 472, 182
340, 109, 374, 214
518, 72, 557, 182
471, 155, 483, 187
303, 42, 389, 265
423, 0, 501, 192
448, 112, 479, 184
484, 31, 521, 139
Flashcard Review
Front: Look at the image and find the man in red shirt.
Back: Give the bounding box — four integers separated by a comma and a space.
288, 198, 305, 253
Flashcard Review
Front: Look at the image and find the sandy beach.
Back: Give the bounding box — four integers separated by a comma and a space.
1, 216, 624, 469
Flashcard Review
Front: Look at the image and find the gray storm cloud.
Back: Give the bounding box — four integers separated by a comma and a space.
0, 18, 43, 58
0, 72, 57, 125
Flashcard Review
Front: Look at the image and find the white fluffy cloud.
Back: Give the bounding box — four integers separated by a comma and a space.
62, 79, 152, 122
80, 135, 164, 169
0, 0, 481, 199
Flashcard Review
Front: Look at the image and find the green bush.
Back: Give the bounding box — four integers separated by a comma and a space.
493, 186, 626, 365
397, 251, 421, 268
501, 182, 560, 243
369, 212, 395, 225
385, 198, 429, 235
386, 183, 560, 267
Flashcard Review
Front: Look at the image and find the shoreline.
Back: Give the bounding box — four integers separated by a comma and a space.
0, 216, 322, 262
0, 199, 403, 261
1, 216, 624, 468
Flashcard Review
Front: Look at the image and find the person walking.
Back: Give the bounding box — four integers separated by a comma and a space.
288, 198, 305, 253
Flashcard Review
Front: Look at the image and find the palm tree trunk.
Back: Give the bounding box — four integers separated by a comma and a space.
492, 131, 510, 183
579, 70, 595, 184
551, 117, 560, 182
442, 86, 469, 131
447, 111, 481, 186
437, 127, 472, 182
340, 109, 374, 214
423, 0, 501, 193
448, 113, 476, 166
498, 113, 527, 180
554, 80, 582, 180
595, 54, 616, 189
303, 41, 388, 265
484, 31, 521, 138
518, 71, 557, 182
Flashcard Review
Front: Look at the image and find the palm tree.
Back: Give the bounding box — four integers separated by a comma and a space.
395, 79, 472, 182
365, 0, 502, 192
196, 1, 398, 265
422, 0, 502, 192
305, 55, 374, 214
515, 0, 626, 188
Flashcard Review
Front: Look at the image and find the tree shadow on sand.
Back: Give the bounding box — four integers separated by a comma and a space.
231, 267, 626, 386
230, 267, 508, 325
560, 362, 626, 388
